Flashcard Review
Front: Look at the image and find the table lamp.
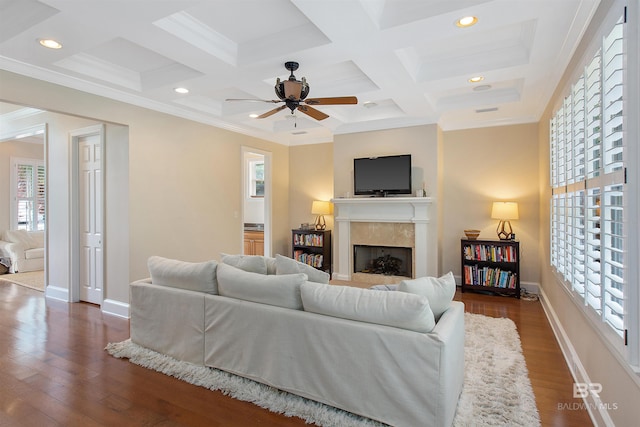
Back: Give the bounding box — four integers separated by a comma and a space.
312, 200, 333, 230
491, 201, 519, 240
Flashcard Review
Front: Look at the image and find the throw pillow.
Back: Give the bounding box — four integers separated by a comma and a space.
217, 263, 307, 310
398, 272, 456, 320
300, 282, 436, 333
220, 254, 268, 275
148, 256, 218, 294
275, 254, 330, 284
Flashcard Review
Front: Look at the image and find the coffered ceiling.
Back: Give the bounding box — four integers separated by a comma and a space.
0, 0, 600, 145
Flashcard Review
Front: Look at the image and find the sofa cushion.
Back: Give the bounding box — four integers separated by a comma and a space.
275, 254, 330, 284
221, 254, 268, 275
398, 272, 456, 320
148, 256, 218, 294
217, 263, 307, 309
300, 282, 436, 333
25, 247, 45, 260
3, 230, 37, 249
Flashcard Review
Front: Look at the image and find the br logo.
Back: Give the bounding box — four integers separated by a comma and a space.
573, 383, 602, 398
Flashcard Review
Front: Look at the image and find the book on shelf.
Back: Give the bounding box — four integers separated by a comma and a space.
462, 243, 517, 262
293, 233, 324, 247
463, 265, 517, 289
293, 250, 324, 268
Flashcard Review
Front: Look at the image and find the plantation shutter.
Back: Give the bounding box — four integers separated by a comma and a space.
549, 15, 625, 339
13, 160, 45, 231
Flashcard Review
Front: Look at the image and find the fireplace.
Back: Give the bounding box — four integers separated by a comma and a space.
353, 245, 412, 278
331, 197, 436, 284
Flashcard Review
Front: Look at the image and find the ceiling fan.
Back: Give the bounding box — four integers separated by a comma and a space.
226, 61, 358, 121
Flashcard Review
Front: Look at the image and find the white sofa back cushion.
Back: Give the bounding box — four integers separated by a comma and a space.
300, 282, 436, 333
3, 229, 38, 249
148, 256, 218, 294
220, 254, 269, 274
398, 271, 456, 321
217, 263, 307, 310
275, 254, 330, 284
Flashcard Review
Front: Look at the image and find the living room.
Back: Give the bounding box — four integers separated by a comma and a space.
1, 0, 639, 425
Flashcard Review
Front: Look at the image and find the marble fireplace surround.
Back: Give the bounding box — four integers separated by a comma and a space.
331, 197, 435, 283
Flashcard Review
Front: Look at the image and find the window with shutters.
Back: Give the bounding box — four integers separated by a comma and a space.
11, 158, 45, 231
550, 15, 626, 339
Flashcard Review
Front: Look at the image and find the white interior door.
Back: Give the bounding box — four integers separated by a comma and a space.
78, 131, 103, 304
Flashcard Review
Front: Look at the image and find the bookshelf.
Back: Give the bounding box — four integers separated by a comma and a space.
461, 239, 520, 298
292, 229, 332, 275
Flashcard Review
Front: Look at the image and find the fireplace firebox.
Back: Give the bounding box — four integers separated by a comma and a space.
353, 245, 412, 277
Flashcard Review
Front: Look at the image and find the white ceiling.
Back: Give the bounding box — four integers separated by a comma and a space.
0, 0, 600, 145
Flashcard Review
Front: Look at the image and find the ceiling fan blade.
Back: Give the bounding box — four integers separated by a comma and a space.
297, 105, 329, 121
225, 98, 282, 103
257, 105, 287, 118
304, 96, 358, 105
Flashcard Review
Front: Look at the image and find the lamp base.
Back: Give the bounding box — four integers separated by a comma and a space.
314, 215, 326, 230
496, 220, 513, 240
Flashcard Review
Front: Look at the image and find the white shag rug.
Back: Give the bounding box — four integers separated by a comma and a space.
106, 312, 540, 427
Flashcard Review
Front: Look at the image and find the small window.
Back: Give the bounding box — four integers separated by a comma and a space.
11, 158, 45, 231
249, 159, 264, 198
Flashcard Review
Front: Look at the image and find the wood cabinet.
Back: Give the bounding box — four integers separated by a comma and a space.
461, 239, 520, 298
244, 230, 264, 256
292, 229, 331, 275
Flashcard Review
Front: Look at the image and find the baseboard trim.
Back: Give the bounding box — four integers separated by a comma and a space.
454, 275, 540, 295
45, 284, 69, 302
102, 298, 130, 318
538, 287, 614, 427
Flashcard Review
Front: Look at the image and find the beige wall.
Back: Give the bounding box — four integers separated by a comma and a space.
0, 70, 290, 308
441, 124, 540, 286
534, 0, 640, 425
333, 125, 440, 276
288, 142, 334, 239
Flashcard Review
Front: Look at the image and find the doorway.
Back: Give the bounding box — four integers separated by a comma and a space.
70, 125, 104, 305
241, 147, 271, 257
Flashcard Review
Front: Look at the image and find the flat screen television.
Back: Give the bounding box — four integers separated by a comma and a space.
353, 154, 412, 196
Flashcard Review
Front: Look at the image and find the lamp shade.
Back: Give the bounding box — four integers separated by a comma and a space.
491, 202, 519, 220
311, 200, 333, 215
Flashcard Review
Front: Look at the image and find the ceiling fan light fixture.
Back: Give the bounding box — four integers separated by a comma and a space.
38, 38, 62, 49
468, 76, 484, 83
456, 16, 478, 28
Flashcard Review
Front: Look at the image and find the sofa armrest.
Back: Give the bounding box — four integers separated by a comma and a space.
130, 281, 206, 365
0, 240, 26, 259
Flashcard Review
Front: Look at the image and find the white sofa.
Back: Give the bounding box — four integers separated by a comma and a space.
130, 254, 465, 427
0, 230, 45, 273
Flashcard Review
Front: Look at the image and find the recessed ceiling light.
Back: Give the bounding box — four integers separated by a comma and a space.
362, 101, 378, 109
38, 39, 62, 49
249, 113, 259, 118
468, 76, 484, 83
456, 16, 478, 28
174, 87, 189, 94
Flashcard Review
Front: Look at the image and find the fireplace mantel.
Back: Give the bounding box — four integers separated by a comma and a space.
331, 197, 436, 282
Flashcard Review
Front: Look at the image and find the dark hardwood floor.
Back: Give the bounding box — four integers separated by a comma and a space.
0, 281, 592, 426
